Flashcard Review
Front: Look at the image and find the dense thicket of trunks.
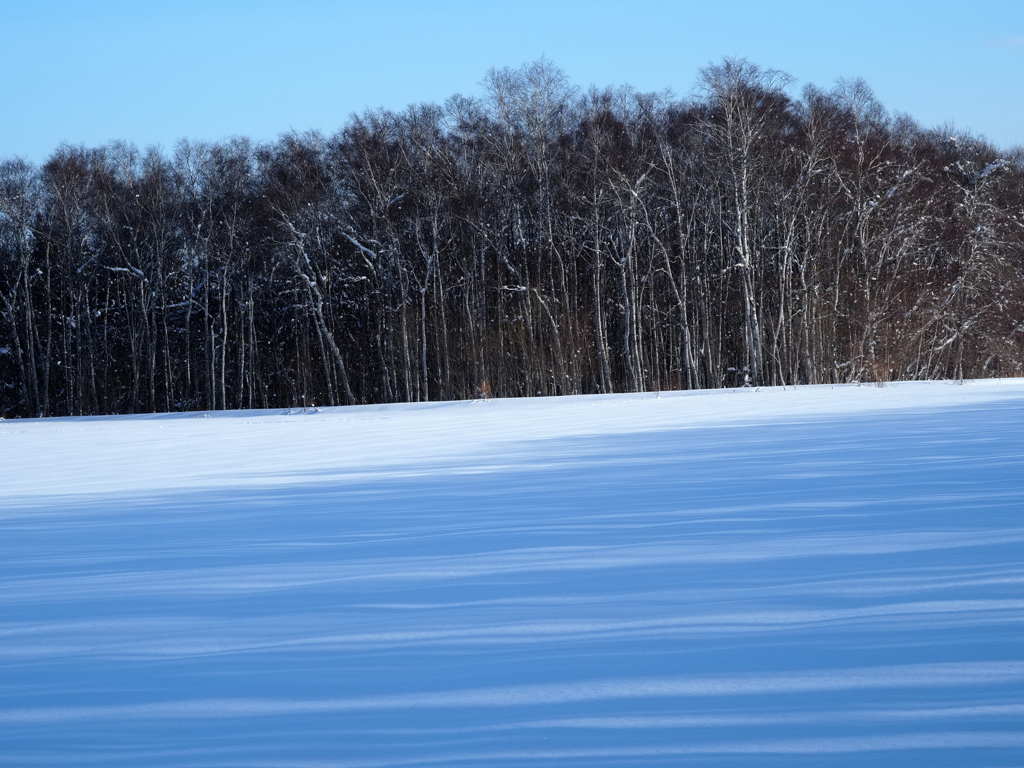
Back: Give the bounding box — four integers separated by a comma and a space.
1, 60, 1022, 417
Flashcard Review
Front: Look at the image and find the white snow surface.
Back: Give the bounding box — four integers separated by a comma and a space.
1, 380, 1023, 766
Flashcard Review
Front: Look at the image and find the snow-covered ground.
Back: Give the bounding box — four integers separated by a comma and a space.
2, 380, 1023, 767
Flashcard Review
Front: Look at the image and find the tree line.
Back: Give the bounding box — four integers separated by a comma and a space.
1, 59, 1022, 417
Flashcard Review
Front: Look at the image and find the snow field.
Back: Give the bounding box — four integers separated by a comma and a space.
1, 380, 1023, 766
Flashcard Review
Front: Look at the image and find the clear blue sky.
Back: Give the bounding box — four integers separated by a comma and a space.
3, 0, 1022, 162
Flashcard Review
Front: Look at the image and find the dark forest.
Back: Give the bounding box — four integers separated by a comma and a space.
2, 59, 1022, 417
